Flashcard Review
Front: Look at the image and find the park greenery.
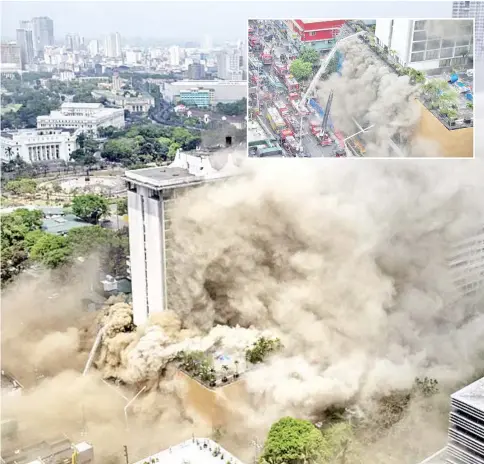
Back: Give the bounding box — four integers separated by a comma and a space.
299, 47, 321, 66
422, 79, 461, 121
98, 124, 201, 165
246, 336, 282, 364
1, 199, 129, 284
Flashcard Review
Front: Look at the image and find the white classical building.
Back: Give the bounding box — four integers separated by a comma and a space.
37, 102, 125, 136
125, 148, 241, 326
133, 438, 244, 464
0, 127, 79, 163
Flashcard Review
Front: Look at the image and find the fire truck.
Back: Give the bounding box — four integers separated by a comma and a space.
284, 115, 301, 133
280, 129, 298, 154
261, 50, 273, 65
266, 106, 286, 132
284, 75, 300, 92
273, 61, 288, 78
249, 36, 262, 51
250, 73, 260, 86
310, 120, 321, 136
274, 100, 289, 116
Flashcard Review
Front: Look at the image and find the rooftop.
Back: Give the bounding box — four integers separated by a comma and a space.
42, 214, 93, 235
248, 120, 270, 144
38, 106, 123, 120
132, 438, 244, 464
1, 127, 77, 138
167, 80, 247, 87
60, 102, 104, 109
451, 376, 484, 412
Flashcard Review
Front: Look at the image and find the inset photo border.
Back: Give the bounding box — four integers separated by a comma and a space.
247, 19, 476, 159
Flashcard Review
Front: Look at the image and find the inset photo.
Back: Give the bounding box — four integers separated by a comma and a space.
248, 19, 475, 158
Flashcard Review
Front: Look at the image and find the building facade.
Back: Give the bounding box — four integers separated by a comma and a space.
452, 1, 484, 58
188, 62, 205, 79
16, 29, 34, 68
125, 149, 239, 326
0, 43, 22, 71
104, 32, 122, 58
375, 19, 474, 72
31, 16, 54, 57
0, 128, 79, 163
37, 102, 125, 136
163, 80, 247, 106
285, 19, 346, 51
177, 88, 213, 107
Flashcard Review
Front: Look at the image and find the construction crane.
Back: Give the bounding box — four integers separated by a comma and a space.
320, 90, 333, 137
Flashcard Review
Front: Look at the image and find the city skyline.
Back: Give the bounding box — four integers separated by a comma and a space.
1, 1, 454, 43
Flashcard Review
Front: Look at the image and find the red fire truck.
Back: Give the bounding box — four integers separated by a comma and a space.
284, 75, 300, 92
249, 36, 262, 51
261, 50, 272, 65
284, 115, 301, 133
273, 61, 288, 78
274, 100, 289, 116
280, 129, 298, 154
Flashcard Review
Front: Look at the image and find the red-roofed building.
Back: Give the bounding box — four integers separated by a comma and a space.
285, 19, 346, 51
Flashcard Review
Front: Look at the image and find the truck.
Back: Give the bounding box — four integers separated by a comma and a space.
250, 73, 260, 86
284, 115, 301, 133
280, 129, 298, 154
273, 61, 288, 78
274, 100, 289, 116
266, 106, 286, 132
249, 36, 262, 51
310, 120, 321, 136
261, 50, 273, 65
284, 75, 300, 92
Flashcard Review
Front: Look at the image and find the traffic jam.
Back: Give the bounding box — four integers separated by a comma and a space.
248, 20, 347, 158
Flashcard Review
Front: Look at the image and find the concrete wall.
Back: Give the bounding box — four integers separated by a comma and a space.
375, 19, 393, 47
415, 101, 474, 157
392, 19, 413, 64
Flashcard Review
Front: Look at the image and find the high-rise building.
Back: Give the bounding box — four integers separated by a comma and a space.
216, 51, 228, 79
88, 39, 100, 57
65, 33, 81, 51
104, 32, 122, 58
452, 1, 484, 58
0, 43, 22, 71
375, 19, 474, 72
187, 62, 205, 79
217, 49, 243, 80
417, 376, 484, 464
31, 16, 54, 57
16, 28, 34, 68
125, 149, 240, 326
169, 45, 181, 66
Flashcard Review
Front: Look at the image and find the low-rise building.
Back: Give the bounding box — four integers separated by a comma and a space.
163, 80, 247, 107
285, 19, 346, 51
132, 438, 245, 464
0, 127, 79, 163
91, 89, 155, 113
37, 102, 125, 136
0, 439, 94, 464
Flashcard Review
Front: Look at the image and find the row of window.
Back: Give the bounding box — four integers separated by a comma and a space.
411, 47, 470, 62
414, 19, 473, 35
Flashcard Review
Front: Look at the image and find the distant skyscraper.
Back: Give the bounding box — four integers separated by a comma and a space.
31, 16, 54, 57
104, 32, 122, 58
452, 1, 484, 58
217, 49, 243, 80
65, 33, 81, 51
216, 51, 228, 79
16, 28, 34, 68
169, 45, 181, 66
88, 39, 100, 57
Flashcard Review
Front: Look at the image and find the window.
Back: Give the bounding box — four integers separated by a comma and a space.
309, 32, 316, 36
414, 20, 427, 31
413, 31, 427, 41
427, 39, 441, 50
456, 38, 469, 47
411, 52, 425, 62
440, 48, 454, 58
426, 49, 440, 60
412, 41, 426, 52
455, 46, 469, 56
442, 39, 455, 48
452, 57, 467, 66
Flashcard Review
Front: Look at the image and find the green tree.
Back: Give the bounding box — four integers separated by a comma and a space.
4, 178, 37, 196
1, 209, 43, 248
299, 47, 320, 65
246, 337, 282, 364
167, 142, 181, 161
71, 194, 109, 224
30, 233, 71, 268
24, 229, 46, 250
289, 59, 313, 81
260, 417, 325, 464
116, 197, 128, 216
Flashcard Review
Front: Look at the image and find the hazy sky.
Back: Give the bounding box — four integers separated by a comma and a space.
1, 1, 453, 43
